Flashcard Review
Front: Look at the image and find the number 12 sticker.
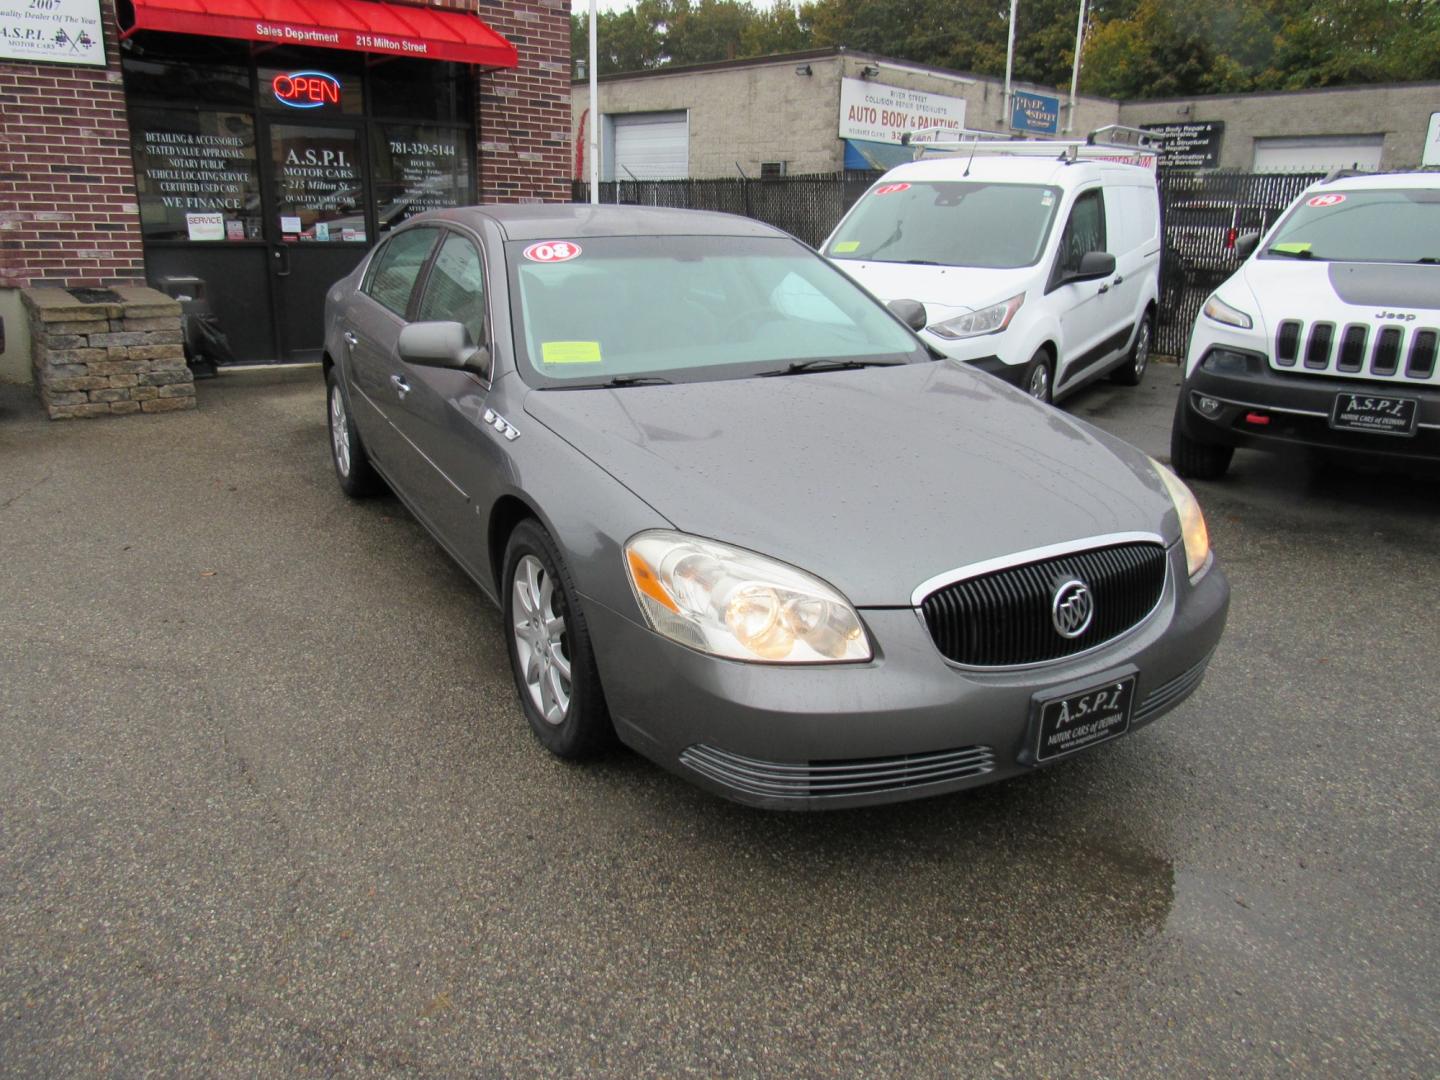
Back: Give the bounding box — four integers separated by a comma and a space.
524, 241, 582, 263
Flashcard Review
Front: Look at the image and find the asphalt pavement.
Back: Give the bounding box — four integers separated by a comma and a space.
1, 360, 1437, 1076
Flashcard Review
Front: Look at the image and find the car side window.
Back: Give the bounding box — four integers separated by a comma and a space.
1059, 190, 1107, 275
415, 233, 485, 345
363, 227, 440, 317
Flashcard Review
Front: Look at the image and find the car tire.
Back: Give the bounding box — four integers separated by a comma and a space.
1170, 416, 1234, 480
502, 519, 612, 759
326, 367, 383, 498
1023, 349, 1054, 404
1112, 312, 1152, 387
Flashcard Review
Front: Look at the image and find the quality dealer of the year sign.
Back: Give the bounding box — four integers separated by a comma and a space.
0, 0, 106, 67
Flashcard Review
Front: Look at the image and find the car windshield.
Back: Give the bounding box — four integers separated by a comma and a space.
507, 234, 928, 386
1263, 188, 1440, 263
825, 181, 1062, 269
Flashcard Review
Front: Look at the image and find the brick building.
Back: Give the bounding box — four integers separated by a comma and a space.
1, 0, 570, 383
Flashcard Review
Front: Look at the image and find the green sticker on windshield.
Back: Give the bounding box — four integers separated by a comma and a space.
832, 240, 860, 253
1270, 242, 1311, 254
542, 341, 602, 364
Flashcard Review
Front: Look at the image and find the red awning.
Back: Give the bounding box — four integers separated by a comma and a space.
120, 0, 517, 68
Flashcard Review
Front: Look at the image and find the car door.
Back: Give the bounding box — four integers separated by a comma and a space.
389, 229, 504, 574
345, 226, 442, 481
1102, 181, 1153, 344
1051, 187, 1115, 387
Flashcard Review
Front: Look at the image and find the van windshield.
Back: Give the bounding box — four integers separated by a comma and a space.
1263, 188, 1440, 263
826, 181, 1062, 269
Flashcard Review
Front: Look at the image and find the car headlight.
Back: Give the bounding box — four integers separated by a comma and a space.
928, 293, 1025, 339
1202, 294, 1253, 330
1150, 458, 1212, 579
624, 531, 871, 663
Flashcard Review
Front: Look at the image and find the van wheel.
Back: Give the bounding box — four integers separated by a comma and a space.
1112, 314, 1151, 386
1170, 424, 1234, 480
1023, 349, 1053, 404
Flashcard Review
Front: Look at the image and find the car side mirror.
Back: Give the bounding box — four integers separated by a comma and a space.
397, 321, 490, 377
1069, 250, 1116, 282
887, 298, 928, 332
1234, 231, 1261, 260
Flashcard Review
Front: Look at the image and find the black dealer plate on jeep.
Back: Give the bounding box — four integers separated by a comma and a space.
1330, 392, 1418, 437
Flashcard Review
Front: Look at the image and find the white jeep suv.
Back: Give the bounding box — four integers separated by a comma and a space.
1172, 172, 1440, 479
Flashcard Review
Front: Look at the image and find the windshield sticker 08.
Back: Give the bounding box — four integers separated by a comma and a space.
873, 183, 910, 196
542, 341, 602, 364
1307, 194, 1346, 208
524, 240, 582, 263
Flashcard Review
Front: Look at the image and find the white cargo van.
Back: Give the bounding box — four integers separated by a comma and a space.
823, 130, 1162, 404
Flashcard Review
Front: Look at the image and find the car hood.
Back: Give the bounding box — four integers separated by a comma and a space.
831, 260, 1033, 324
1234, 258, 1440, 337
522, 362, 1175, 607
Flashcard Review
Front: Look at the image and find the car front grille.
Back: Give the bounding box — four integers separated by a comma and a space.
679, 744, 996, 800
1274, 318, 1439, 383
1134, 654, 1212, 724
920, 542, 1167, 667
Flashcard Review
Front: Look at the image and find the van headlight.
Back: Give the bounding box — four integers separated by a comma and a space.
1202, 294, 1253, 330
624, 531, 871, 663
929, 293, 1025, 339
1150, 458, 1212, 580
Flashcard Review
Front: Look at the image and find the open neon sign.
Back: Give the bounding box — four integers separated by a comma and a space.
272, 71, 341, 109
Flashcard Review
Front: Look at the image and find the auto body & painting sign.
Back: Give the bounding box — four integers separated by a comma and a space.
839, 78, 967, 146
0, 0, 105, 66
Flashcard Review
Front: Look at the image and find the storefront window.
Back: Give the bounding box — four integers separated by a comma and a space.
258, 54, 364, 116
270, 125, 367, 243
372, 125, 472, 234
131, 107, 261, 242
120, 38, 251, 107
370, 59, 471, 123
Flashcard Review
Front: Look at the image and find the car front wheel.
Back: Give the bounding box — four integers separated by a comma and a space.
1023, 349, 1053, 404
502, 520, 611, 759
1170, 401, 1234, 480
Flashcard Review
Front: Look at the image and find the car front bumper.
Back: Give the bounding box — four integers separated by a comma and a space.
582, 543, 1229, 810
1178, 353, 1440, 464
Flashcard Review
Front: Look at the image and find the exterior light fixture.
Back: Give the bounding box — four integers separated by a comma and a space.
860, 65, 880, 79
795, 63, 812, 76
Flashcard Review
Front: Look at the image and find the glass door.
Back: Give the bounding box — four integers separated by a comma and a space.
262, 120, 373, 361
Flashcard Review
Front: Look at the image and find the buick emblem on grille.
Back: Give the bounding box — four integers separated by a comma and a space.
1051, 579, 1094, 639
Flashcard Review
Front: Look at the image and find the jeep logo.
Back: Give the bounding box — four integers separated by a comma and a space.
1375, 311, 1417, 321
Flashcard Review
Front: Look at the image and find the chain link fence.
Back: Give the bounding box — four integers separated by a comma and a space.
575, 169, 1328, 355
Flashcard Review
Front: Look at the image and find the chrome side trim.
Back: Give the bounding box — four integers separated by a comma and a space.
1194, 389, 1440, 430
909, 531, 1167, 609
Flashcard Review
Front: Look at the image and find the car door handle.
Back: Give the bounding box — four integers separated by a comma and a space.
343, 331, 358, 348
390, 374, 411, 399
1097, 284, 1110, 294
1113, 274, 1124, 285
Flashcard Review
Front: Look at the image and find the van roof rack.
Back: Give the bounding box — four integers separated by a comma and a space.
902, 125, 1159, 169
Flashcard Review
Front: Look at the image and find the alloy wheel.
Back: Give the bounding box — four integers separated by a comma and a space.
1134, 321, 1151, 380
1027, 362, 1050, 401
511, 554, 572, 725
330, 383, 351, 477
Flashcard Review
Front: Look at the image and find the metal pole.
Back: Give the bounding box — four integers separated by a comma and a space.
588, 0, 599, 204
1067, 0, 1086, 134
1003, 0, 1017, 132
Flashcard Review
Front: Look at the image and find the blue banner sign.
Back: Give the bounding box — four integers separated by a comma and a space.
1011, 90, 1060, 135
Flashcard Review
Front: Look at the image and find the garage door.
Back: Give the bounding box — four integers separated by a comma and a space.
611, 112, 688, 180
1252, 135, 1384, 173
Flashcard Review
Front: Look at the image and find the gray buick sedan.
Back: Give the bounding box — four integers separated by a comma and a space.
323, 205, 1228, 809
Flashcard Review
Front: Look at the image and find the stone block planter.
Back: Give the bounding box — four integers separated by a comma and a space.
23, 287, 196, 420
